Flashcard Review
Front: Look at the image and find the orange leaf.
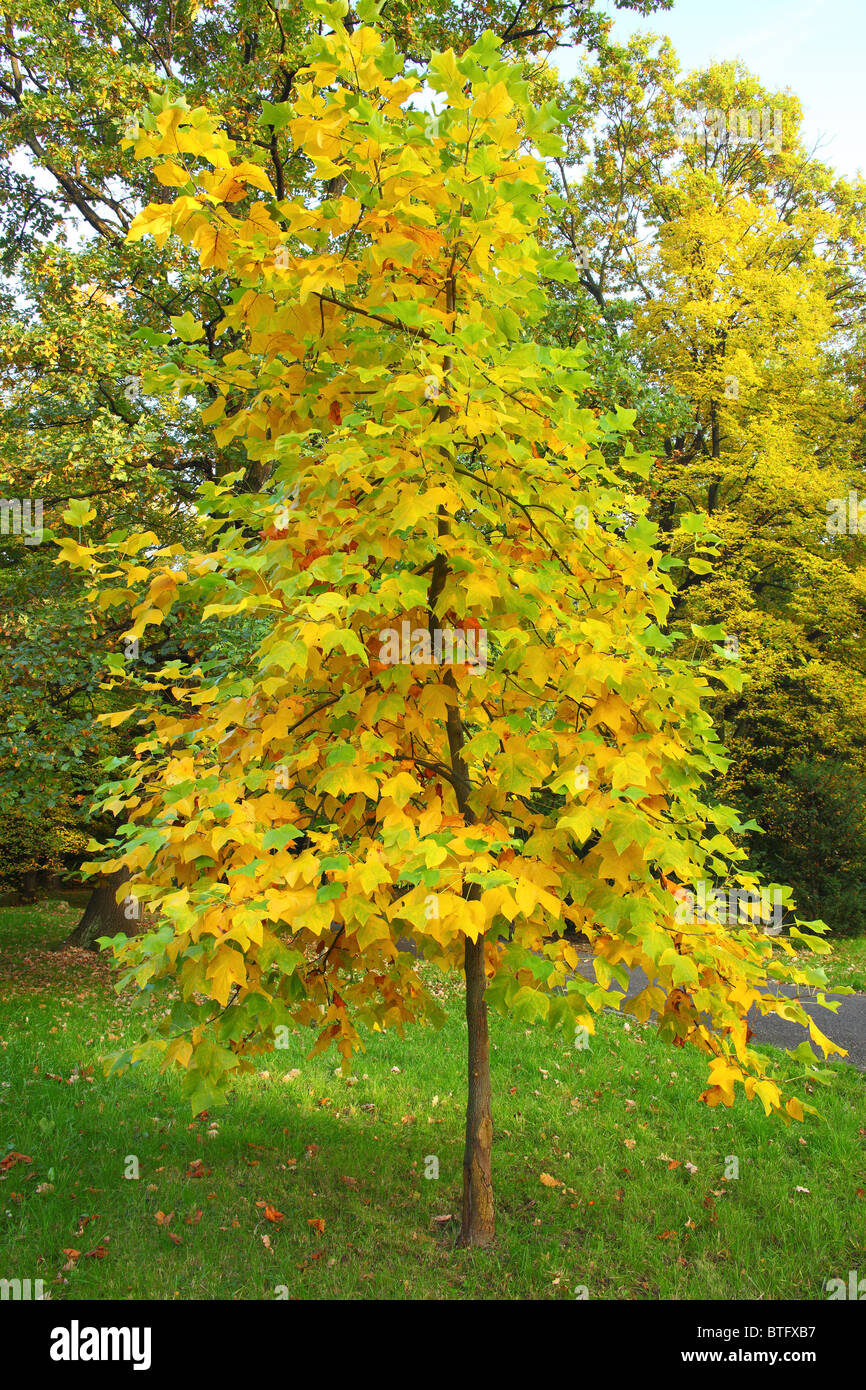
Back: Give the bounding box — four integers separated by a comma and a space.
256, 1200, 284, 1224
307, 1217, 325, 1233
0, 1151, 32, 1171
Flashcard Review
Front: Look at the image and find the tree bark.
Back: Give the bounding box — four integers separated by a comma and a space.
426, 265, 495, 1246
458, 932, 495, 1246
61, 867, 137, 950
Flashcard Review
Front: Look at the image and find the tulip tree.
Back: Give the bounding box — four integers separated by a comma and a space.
65, 0, 841, 1247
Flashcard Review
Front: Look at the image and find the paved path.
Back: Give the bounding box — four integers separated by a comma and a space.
574, 959, 866, 1072
397, 936, 866, 1071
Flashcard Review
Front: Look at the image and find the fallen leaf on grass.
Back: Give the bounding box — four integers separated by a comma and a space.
0, 1152, 32, 1171
255, 1200, 284, 1224
167, 1233, 182, 1246
540, 1172, 563, 1188
307, 1218, 325, 1234
35, 1182, 54, 1193
82, 1245, 108, 1259
340, 1176, 359, 1189
155, 1211, 173, 1227
186, 1159, 210, 1178
185, 1209, 203, 1226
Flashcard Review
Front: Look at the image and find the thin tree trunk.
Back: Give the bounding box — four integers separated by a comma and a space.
426, 264, 496, 1246
61, 867, 137, 950
458, 933, 495, 1247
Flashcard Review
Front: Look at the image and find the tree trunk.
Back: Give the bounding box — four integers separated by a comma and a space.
20, 869, 41, 902
427, 267, 495, 1247
61, 868, 137, 950
458, 933, 495, 1247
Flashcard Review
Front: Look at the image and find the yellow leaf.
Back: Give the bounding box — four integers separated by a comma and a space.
206, 947, 247, 1006
192, 222, 234, 270
154, 162, 192, 187
472, 82, 513, 122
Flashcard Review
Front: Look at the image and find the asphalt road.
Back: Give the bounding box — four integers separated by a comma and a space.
576, 959, 866, 1072
397, 936, 866, 1071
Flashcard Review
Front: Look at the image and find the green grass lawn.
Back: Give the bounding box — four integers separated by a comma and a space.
811, 933, 866, 993
1, 903, 863, 1300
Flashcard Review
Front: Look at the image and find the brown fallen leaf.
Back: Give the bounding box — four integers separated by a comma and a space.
255, 1200, 284, 1224
340, 1175, 359, 1188
0, 1151, 32, 1172
82, 1245, 108, 1259
540, 1172, 562, 1188
155, 1210, 174, 1227
307, 1217, 325, 1234
167, 1232, 182, 1246
185, 1208, 203, 1225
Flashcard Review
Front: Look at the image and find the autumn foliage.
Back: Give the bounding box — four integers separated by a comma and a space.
59, 0, 842, 1244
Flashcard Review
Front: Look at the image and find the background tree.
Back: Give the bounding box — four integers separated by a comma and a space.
543, 36, 866, 926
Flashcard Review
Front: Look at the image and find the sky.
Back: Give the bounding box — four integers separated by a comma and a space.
556, 0, 865, 181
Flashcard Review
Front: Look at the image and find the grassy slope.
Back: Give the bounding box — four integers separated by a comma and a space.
1, 904, 863, 1300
